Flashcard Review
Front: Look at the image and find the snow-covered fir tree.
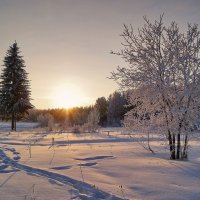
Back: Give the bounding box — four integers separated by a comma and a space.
0, 42, 33, 130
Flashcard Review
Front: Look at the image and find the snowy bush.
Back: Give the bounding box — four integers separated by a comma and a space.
37, 113, 54, 130
86, 108, 100, 133
72, 125, 81, 134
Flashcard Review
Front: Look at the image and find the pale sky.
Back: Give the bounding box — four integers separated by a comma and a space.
0, 0, 200, 109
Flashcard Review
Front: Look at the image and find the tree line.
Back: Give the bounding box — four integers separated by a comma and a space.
26, 91, 129, 127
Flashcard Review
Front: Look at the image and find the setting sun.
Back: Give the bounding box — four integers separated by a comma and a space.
50, 84, 92, 108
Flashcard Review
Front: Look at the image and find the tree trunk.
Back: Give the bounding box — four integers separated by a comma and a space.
11, 112, 15, 130
147, 131, 154, 154
176, 133, 181, 159
171, 134, 176, 160
168, 131, 176, 159
14, 117, 16, 131
182, 134, 188, 159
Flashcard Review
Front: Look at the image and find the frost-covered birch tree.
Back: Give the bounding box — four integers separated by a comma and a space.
111, 15, 200, 160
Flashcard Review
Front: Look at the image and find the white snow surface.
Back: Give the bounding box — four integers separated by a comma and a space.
0, 124, 200, 200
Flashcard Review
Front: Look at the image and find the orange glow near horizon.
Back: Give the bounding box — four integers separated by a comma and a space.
50, 84, 93, 109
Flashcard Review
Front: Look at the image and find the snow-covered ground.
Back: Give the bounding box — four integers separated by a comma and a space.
0, 121, 40, 131
0, 124, 200, 200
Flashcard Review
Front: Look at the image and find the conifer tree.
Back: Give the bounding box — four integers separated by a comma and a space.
95, 97, 108, 126
0, 42, 33, 130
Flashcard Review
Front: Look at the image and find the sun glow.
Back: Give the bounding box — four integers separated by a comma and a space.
51, 84, 92, 109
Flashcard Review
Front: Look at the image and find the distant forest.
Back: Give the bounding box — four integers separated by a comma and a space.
26, 91, 131, 127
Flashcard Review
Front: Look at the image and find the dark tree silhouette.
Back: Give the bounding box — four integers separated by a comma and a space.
107, 91, 127, 126
95, 97, 108, 126
0, 42, 33, 130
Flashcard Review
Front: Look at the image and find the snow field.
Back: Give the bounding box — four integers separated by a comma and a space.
0, 127, 200, 199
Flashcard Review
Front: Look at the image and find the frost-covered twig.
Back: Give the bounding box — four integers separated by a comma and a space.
79, 163, 85, 183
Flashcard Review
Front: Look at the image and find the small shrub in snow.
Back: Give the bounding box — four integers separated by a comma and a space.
72, 125, 81, 134
48, 115, 54, 131
86, 108, 100, 133
37, 113, 54, 130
